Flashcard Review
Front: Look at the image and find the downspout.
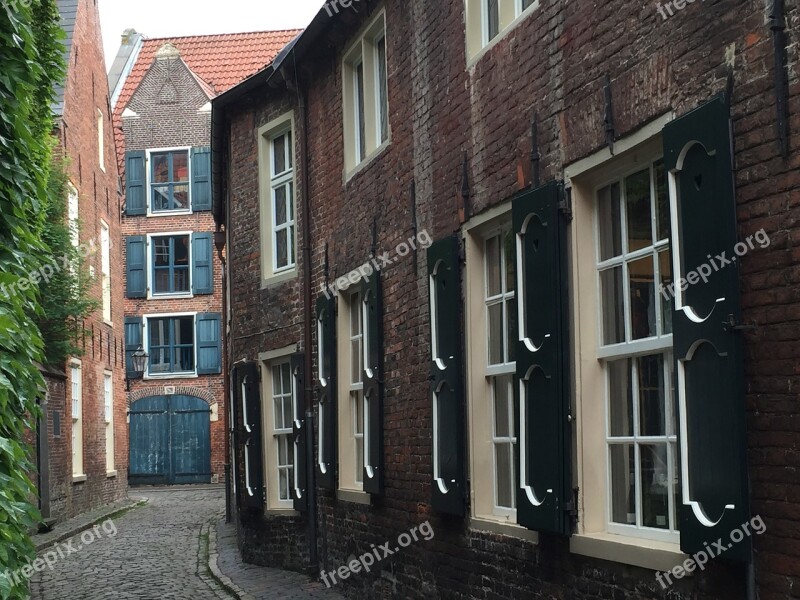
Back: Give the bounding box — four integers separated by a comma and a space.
769, 0, 789, 158
298, 74, 319, 574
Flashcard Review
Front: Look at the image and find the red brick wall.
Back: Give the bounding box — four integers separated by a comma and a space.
52, 0, 128, 521
224, 0, 800, 598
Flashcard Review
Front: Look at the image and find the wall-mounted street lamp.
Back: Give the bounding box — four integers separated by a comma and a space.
126, 346, 148, 391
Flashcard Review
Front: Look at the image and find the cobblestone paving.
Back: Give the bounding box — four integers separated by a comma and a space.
31, 487, 231, 600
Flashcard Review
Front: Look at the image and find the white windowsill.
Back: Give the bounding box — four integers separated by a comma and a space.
469, 517, 539, 543
103, 319, 114, 327
148, 293, 194, 301
72, 474, 87, 483
265, 507, 300, 517
144, 373, 198, 381
466, 1, 540, 68
106, 471, 118, 479
570, 532, 688, 573
147, 209, 192, 217
337, 489, 371, 505
344, 137, 392, 184
261, 268, 298, 289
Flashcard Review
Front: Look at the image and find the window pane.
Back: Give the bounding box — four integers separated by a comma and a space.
273, 134, 286, 174
625, 169, 652, 252
351, 340, 361, 384
172, 152, 189, 182
283, 397, 292, 430
610, 444, 636, 525
487, 302, 503, 365
485, 235, 501, 297
493, 374, 512, 437
356, 62, 366, 161
608, 359, 632, 437
287, 132, 293, 169
279, 468, 289, 500
176, 317, 193, 345
152, 186, 170, 211
276, 229, 288, 269
659, 249, 673, 334
174, 236, 189, 265
354, 391, 364, 435
377, 37, 389, 144
350, 296, 361, 336
288, 183, 294, 220
274, 398, 284, 430
600, 266, 624, 344
274, 187, 287, 224
272, 365, 282, 396
154, 238, 170, 266
174, 267, 189, 293
281, 363, 292, 396
638, 354, 666, 437
504, 230, 515, 293
654, 160, 670, 242
278, 436, 288, 464
178, 346, 194, 371
506, 298, 516, 363
154, 270, 170, 294
597, 182, 622, 260
152, 154, 169, 183
173, 184, 189, 209
629, 256, 656, 340
487, 0, 500, 41
495, 442, 514, 508
671, 442, 681, 530
355, 437, 364, 483
640, 443, 669, 529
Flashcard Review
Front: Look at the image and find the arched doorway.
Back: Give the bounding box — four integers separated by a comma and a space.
129, 395, 211, 485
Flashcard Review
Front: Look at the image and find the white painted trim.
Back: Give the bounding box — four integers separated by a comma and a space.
571, 532, 686, 572
145, 147, 192, 216
142, 312, 198, 378
145, 231, 194, 299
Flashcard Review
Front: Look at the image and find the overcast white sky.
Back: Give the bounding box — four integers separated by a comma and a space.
98, 0, 323, 69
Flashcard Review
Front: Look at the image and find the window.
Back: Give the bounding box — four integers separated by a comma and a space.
270, 130, 295, 273
68, 183, 79, 248
343, 11, 389, 174
149, 149, 189, 212
100, 221, 111, 322
97, 108, 105, 172
466, 0, 539, 61
595, 159, 679, 541
147, 316, 195, 375
272, 361, 294, 503
71, 362, 83, 477
337, 289, 366, 492
104, 372, 114, 473
258, 114, 297, 282
151, 234, 190, 295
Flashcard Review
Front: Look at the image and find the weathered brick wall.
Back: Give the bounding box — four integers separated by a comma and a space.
121, 53, 226, 481
50, 0, 128, 522
225, 0, 800, 598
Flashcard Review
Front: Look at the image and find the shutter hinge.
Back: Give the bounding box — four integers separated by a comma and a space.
565, 487, 579, 532
558, 188, 573, 222
722, 314, 757, 332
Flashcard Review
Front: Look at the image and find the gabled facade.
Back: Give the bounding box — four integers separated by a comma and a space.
112, 30, 300, 485
215, 1, 799, 598
37, 0, 128, 523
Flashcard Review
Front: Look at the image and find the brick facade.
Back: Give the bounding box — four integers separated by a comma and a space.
219, 1, 800, 599
46, 0, 128, 523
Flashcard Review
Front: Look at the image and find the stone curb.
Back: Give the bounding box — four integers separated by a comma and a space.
204, 520, 255, 600
34, 496, 148, 553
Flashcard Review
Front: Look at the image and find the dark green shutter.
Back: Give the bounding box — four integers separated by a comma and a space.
238, 363, 264, 509
125, 151, 146, 215
124, 316, 143, 379
663, 95, 750, 562
126, 236, 147, 298
316, 295, 337, 490
361, 274, 384, 495
427, 236, 466, 516
292, 353, 308, 512
191, 147, 212, 212
513, 181, 572, 535
196, 313, 221, 375
192, 233, 214, 295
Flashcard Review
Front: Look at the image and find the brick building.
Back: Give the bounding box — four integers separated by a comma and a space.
213, 0, 800, 598
111, 30, 300, 485
34, 0, 129, 524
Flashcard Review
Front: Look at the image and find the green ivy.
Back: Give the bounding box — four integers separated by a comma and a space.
0, 0, 64, 598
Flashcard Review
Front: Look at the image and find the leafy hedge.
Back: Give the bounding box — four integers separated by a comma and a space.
0, 0, 64, 598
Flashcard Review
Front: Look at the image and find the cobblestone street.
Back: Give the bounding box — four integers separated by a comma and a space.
30, 487, 342, 600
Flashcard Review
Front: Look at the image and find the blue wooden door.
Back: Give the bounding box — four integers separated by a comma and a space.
129, 395, 211, 485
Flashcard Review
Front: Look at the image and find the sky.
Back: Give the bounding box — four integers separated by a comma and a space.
98, 0, 323, 69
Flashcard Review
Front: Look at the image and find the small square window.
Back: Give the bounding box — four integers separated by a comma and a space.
151, 235, 190, 295
150, 150, 189, 212
147, 316, 195, 374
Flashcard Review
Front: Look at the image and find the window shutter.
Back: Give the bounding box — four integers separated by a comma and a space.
291, 353, 308, 512
361, 274, 384, 495
427, 236, 466, 516
237, 363, 264, 509
125, 151, 146, 215
192, 233, 214, 295
230, 365, 241, 506
316, 295, 337, 490
663, 95, 750, 562
124, 317, 143, 379
513, 181, 573, 536
196, 313, 221, 375
125, 236, 147, 298
191, 146, 212, 212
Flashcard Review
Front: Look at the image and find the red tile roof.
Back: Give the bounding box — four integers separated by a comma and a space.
113, 29, 302, 177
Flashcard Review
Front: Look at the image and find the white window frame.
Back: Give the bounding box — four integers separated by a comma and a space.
103, 371, 115, 473
142, 312, 198, 379
146, 231, 193, 299
70, 360, 84, 479
100, 220, 111, 323
342, 10, 390, 177
465, 0, 540, 64
269, 128, 296, 275
97, 108, 105, 172
145, 146, 192, 216
317, 309, 329, 474
258, 113, 298, 285
67, 182, 79, 249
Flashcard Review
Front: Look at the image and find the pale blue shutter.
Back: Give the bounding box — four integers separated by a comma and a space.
125, 151, 146, 215
191, 147, 212, 212
191, 233, 213, 295
124, 317, 143, 378
126, 236, 147, 298
196, 313, 221, 375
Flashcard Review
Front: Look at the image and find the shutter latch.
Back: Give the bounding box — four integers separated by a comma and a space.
722, 314, 757, 332
558, 188, 573, 222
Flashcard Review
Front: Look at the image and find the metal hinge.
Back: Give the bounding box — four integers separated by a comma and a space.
722, 314, 757, 332
559, 188, 573, 221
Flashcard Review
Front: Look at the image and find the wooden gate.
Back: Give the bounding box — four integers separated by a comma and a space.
129, 395, 211, 485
